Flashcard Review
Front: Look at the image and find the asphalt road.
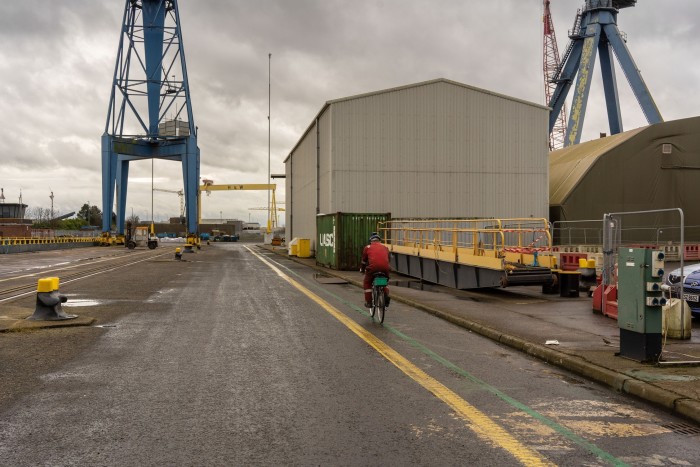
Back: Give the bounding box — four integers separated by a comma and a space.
1, 244, 699, 466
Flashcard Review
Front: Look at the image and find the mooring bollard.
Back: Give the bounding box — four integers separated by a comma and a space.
175, 247, 182, 260
27, 277, 77, 321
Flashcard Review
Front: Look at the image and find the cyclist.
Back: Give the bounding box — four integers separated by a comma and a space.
359, 232, 391, 309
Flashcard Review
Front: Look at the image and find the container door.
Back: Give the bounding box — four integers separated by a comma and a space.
315, 214, 338, 269
337, 213, 391, 270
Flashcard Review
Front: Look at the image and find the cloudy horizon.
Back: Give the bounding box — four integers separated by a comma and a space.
1, 0, 698, 227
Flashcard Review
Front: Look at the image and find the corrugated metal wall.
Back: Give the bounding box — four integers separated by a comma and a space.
330, 80, 548, 218
318, 109, 332, 214
286, 79, 549, 252
285, 119, 318, 248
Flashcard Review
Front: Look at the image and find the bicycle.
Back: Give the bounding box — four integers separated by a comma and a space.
370, 272, 389, 323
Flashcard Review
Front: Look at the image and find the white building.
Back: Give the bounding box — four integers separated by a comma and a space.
284, 78, 550, 252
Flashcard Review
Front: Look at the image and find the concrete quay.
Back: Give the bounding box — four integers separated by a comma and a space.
267, 246, 700, 426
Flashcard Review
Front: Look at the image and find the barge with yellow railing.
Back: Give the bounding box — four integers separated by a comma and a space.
377, 218, 557, 289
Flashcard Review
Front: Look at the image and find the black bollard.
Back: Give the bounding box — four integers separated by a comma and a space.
27, 277, 77, 321
577, 258, 598, 296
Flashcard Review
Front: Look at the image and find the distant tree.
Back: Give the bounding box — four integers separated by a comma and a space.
77, 204, 91, 222
127, 214, 140, 225
59, 218, 88, 230
91, 206, 104, 227
26, 207, 38, 223
29, 207, 52, 227
76, 204, 104, 226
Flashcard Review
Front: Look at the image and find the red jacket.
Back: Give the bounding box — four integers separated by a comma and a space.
361, 242, 390, 273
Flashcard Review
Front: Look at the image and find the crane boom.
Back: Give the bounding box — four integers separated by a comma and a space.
249, 207, 286, 212
543, 0, 567, 150
153, 187, 184, 218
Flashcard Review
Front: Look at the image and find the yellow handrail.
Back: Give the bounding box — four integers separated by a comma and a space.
377, 218, 556, 269
0, 237, 100, 246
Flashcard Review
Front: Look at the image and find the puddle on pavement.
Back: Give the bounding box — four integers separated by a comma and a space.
146, 288, 179, 303
314, 273, 348, 284
62, 299, 104, 307
389, 279, 482, 301
391, 279, 427, 290
626, 369, 700, 382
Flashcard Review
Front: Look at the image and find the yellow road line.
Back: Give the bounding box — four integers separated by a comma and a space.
248, 247, 553, 466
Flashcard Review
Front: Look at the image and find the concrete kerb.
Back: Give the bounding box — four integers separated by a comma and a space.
0, 316, 96, 333
0, 300, 97, 332
676, 399, 700, 422
262, 246, 700, 425
621, 378, 688, 413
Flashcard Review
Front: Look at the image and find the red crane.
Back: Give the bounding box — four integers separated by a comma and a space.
543, 0, 567, 151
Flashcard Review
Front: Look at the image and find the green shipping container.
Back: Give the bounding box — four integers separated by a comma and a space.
316, 212, 391, 270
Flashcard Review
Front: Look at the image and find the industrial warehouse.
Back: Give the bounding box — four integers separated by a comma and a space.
284, 78, 550, 249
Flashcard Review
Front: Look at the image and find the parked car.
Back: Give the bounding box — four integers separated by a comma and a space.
665, 263, 700, 318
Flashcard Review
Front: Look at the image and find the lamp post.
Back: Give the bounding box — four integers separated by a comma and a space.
267, 52, 271, 233
50, 191, 54, 229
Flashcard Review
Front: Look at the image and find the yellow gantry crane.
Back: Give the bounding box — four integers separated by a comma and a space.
199, 180, 278, 233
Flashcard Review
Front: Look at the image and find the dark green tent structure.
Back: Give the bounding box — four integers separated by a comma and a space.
549, 116, 700, 243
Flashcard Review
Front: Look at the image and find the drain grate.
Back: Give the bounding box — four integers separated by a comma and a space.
661, 422, 700, 436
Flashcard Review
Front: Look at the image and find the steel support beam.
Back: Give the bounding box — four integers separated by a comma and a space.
548, 3, 663, 146
566, 22, 602, 146
102, 0, 200, 236
598, 38, 623, 134
603, 23, 663, 125
548, 41, 583, 132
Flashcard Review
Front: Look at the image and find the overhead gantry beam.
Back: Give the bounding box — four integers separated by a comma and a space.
199, 183, 278, 233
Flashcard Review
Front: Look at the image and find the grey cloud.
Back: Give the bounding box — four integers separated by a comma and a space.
0, 0, 698, 222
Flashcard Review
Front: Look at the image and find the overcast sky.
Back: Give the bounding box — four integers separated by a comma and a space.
1, 0, 698, 226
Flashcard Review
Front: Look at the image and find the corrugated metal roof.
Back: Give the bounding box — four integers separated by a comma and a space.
549, 127, 645, 205
325, 78, 549, 110
284, 78, 548, 163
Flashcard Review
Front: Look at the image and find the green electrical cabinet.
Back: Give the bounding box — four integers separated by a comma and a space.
617, 248, 666, 362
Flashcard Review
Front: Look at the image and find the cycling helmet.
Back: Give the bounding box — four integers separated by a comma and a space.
369, 232, 381, 242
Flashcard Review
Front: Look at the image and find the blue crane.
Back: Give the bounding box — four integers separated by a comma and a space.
548, 0, 663, 146
101, 0, 200, 241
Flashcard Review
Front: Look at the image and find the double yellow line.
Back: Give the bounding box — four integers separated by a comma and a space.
248, 247, 552, 466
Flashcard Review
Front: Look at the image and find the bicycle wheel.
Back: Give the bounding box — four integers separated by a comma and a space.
369, 287, 377, 318
376, 288, 385, 323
